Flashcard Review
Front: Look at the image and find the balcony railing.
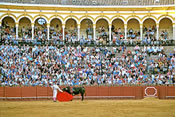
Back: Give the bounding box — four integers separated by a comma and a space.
1, 38, 175, 47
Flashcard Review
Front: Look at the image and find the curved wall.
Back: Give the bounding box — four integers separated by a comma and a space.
0, 86, 175, 100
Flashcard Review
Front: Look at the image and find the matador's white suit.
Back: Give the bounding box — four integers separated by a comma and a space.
51, 84, 63, 101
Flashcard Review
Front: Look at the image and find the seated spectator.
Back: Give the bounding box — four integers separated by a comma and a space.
129, 28, 133, 35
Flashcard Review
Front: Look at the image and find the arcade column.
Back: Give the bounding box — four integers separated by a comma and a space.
32, 23, 34, 40
62, 24, 65, 41
156, 23, 159, 40
173, 23, 175, 40
93, 24, 96, 41
109, 24, 112, 41
78, 24, 80, 41
47, 23, 50, 40
124, 24, 127, 40
140, 24, 143, 40
16, 23, 19, 39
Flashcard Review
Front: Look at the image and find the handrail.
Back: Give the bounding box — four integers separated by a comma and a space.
0, 38, 174, 47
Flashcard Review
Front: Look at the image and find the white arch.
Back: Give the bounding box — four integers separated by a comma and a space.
33, 16, 48, 24
142, 17, 157, 24
17, 16, 32, 23
49, 17, 63, 24
111, 17, 126, 24
126, 17, 141, 24
0, 15, 16, 22
79, 17, 94, 24
64, 17, 78, 24
95, 17, 110, 24
158, 16, 174, 24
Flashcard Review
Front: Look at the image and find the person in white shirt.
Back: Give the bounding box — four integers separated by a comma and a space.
152, 45, 157, 55
160, 46, 164, 52
51, 82, 63, 102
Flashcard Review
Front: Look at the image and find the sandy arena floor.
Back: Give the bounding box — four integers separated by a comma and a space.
0, 98, 175, 117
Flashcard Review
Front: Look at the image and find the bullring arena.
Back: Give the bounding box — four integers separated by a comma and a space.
1, 0, 175, 117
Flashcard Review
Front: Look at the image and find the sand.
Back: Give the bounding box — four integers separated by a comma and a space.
0, 98, 175, 117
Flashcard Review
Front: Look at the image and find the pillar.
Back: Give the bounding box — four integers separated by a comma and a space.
78, 24, 80, 41
173, 23, 175, 40
109, 24, 112, 41
62, 24, 65, 41
156, 23, 159, 40
124, 24, 127, 40
47, 23, 50, 40
93, 24, 96, 41
140, 24, 143, 40
32, 23, 34, 40
16, 23, 19, 39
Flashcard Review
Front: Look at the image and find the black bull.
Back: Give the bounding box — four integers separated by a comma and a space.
62, 86, 86, 101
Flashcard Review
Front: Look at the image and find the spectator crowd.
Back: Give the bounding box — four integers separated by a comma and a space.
0, 44, 175, 87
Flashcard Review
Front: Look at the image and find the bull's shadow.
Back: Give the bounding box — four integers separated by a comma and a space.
62, 86, 85, 101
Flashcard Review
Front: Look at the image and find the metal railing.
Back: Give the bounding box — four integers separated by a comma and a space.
0, 38, 175, 47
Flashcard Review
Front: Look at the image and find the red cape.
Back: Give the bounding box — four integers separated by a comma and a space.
57, 92, 73, 102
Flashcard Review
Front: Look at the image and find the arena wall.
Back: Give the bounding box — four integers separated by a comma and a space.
0, 86, 175, 101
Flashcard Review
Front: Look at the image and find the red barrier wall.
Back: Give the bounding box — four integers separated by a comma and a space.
0, 86, 175, 100
0, 87, 4, 98
22, 87, 37, 100
166, 86, 175, 98
84, 86, 139, 99
5, 87, 21, 98
158, 86, 167, 99
135, 86, 144, 99
36, 87, 48, 98
47, 87, 53, 97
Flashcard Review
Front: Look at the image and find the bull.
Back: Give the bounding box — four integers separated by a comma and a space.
62, 86, 86, 101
